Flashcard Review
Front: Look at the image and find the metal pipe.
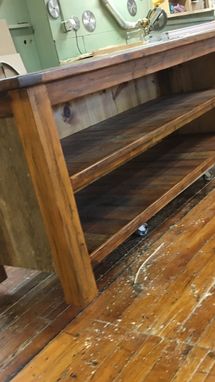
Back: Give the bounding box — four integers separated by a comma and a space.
101, 0, 147, 30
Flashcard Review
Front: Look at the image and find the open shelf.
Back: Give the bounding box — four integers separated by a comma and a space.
168, 8, 213, 17
76, 133, 215, 265
163, 0, 211, 14
62, 90, 215, 191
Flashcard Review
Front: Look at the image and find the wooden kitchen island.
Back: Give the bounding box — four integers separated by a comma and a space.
1, 22, 215, 307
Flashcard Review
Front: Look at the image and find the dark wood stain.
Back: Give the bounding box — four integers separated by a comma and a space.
0, 266, 7, 283
76, 134, 215, 263
0, 27, 215, 309
61, 90, 215, 191
4, 178, 215, 382
0, 29, 215, 93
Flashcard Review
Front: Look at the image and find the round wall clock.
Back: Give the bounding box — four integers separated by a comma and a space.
127, 0, 137, 16
82, 10, 96, 32
47, 0, 60, 19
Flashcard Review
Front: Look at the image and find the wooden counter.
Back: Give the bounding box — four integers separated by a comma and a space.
1, 23, 215, 307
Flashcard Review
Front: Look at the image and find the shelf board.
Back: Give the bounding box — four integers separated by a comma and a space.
62, 90, 215, 191
9, 23, 33, 30
168, 8, 213, 18
76, 134, 215, 265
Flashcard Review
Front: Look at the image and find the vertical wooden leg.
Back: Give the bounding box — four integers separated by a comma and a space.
0, 265, 7, 283
10, 86, 98, 307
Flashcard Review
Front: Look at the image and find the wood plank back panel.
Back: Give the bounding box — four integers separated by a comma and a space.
75, 134, 215, 264
54, 75, 158, 139
10, 86, 97, 306
168, 53, 215, 94
0, 117, 53, 271
159, 53, 215, 135
179, 109, 215, 134
61, 90, 215, 191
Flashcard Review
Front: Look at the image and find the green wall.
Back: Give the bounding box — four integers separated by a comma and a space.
0, 0, 42, 71
47, 0, 152, 62
26, 0, 59, 69
0, 0, 152, 70
0, 0, 214, 72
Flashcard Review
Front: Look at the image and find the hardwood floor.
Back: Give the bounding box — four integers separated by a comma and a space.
0, 177, 215, 382
0, 270, 80, 382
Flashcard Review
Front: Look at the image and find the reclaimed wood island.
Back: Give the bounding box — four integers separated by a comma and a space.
1, 23, 215, 307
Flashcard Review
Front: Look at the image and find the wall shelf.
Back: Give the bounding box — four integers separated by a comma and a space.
162, 0, 213, 15
168, 7, 214, 17
9, 23, 33, 31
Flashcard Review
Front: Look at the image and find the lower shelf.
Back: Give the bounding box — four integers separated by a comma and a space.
76, 133, 215, 265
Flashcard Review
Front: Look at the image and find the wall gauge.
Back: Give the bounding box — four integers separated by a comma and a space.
47, 0, 60, 19
82, 10, 96, 32
127, 0, 137, 16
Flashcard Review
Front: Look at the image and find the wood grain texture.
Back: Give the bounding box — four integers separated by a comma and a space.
10, 86, 97, 307
0, 268, 81, 381
158, 53, 215, 135
163, 53, 215, 95
0, 117, 53, 271
0, 265, 7, 283
55, 75, 158, 140
1, 26, 215, 94
1, 178, 211, 382
0, 21, 214, 312
0, 93, 12, 118
76, 134, 215, 264
179, 108, 215, 135
61, 90, 215, 191
47, 36, 215, 106
12, 184, 215, 382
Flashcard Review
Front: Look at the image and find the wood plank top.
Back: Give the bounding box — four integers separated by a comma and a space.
62, 89, 215, 191
0, 24, 215, 93
75, 133, 215, 263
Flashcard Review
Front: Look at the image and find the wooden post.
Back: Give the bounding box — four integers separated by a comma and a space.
10, 85, 98, 307
0, 265, 7, 283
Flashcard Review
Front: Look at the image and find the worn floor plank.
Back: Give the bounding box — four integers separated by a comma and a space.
9, 178, 215, 382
